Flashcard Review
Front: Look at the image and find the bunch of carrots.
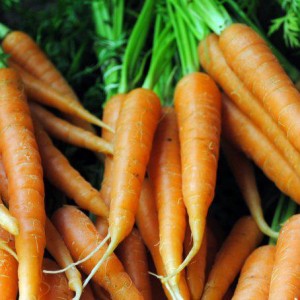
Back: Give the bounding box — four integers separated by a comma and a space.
0, 0, 300, 299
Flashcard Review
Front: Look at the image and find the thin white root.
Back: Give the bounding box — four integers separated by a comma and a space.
0, 239, 18, 261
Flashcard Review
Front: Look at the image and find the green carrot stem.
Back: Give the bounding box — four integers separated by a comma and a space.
0, 47, 8, 68
0, 23, 10, 40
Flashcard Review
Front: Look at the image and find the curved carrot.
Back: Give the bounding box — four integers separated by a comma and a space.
30, 102, 113, 155
222, 141, 278, 238
136, 179, 190, 300
232, 245, 275, 300
0, 68, 46, 299
222, 95, 300, 203
11, 62, 112, 132
33, 121, 109, 218
202, 216, 263, 300
199, 33, 300, 178
269, 214, 300, 299
45, 218, 82, 299
172, 72, 221, 277
0, 226, 18, 300
52, 205, 143, 300
184, 225, 207, 300
116, 228, 152, 300
148, 106, 186, 295
219, 23, 300, 153
39, 258, 73, 300
87, 88, 161, 287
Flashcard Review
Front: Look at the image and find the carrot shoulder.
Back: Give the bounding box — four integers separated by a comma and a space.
0, 68, 46, 299
219, 23, 300, 153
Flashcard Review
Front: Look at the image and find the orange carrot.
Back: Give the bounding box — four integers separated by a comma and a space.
91, 283, 111, 300
86, 88, 161, 287
95, 217, 109, 237
222, 95, 300, 203
11, 62, 112, 132
148, 106, 186, 295
81, 283, 96, 300
172, 72, 221, 277
0, 68, 46, 299
136, 179, 190, 300
232, 245, 275, 300
269, 214, 300, 299
39, 258, 73, 300
33, 121, 109, 218
219, 23, 300, 153
45, 218, 82, 299
0, 226, 18, 300
52, 205, 143, 300
202, 216, 263, 300
222, 141, 278, 238
116, 228, 152, 300
30, 102, 113, 155
199, 33, 300, 178
0, 155, 9, 203
184, 225, 207, 300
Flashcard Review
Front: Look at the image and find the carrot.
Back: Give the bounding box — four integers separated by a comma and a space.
198, 33, 300, 178
116, 228, 152, 300
95, 217, 109, 237
202, 216, 263, 300
39, 258, 73, 300
11, 62, 113, 132
232, 245, 275, 300
269, 214, 300, 299
184, 225, 207, 300
52, 205, 143, 300
45, 218, 82, 300
33, 121, 109, 218
91, 283, 111, 300
218, 23, 300, 153
136, 179, 190, 300
0, 226, 18, 300
81, 283, 96, 300
1, 27, 94, 131
29, 102, 113, 155
147, 106, 187, 296
222, 95, 300, 203
0, 67, 46, 299
0, 197, 19, 236
222, 141, 278, 238
171, 72, 221, 277
85, 88, 161, 287
0, 155, 9, 203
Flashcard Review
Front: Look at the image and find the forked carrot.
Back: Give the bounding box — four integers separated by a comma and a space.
33, 121, 109, 218
30, 102, 113, 155
269, 214, 300, 299
222, 95, 300, 203
0, 197, 19, 236
202, 216, 263, 300
45, 218, 82, 300
198, 33, 300, 178
11, 62, 113, 132
85, 88, 161, 287
39, 258, 73, 300
222, 141, 278, 238
171, 72, 221, 278
219, 23, 300, 153
0, 67, 46, 299
232, 245, 275, 300
148, 106, 186, 296
52, 205, 143, 300
116, 228, 152, 300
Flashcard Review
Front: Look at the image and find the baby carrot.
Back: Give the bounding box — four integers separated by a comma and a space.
33, 121, 109, 218
30, 102, 113, 155
0, 68, 46, 299
232, 245, 275, 300
52, 205, 143, 300
222, 95, 300, 203
202, 216, 263, 300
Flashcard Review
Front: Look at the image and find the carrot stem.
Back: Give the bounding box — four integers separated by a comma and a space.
0, 23, 10, 40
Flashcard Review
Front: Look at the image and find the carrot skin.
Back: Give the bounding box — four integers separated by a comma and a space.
232, 245, 275, 300
269, 214, 300, 299
219, 23, 300, 153
199, 33, 300, 179
52, 206, 143, 300
202, 216, 263, 300
222, 95, 300, 203
0, 68, 46, 299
